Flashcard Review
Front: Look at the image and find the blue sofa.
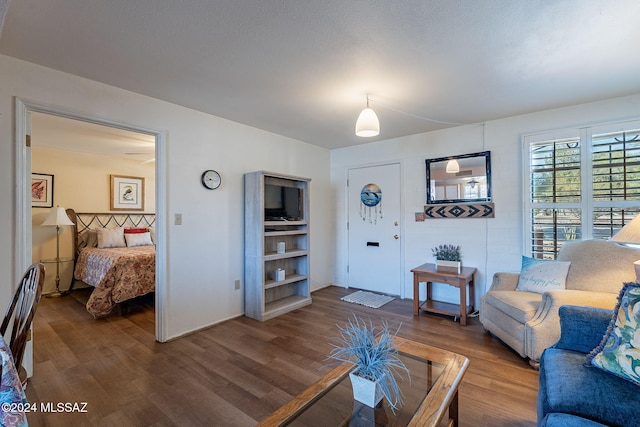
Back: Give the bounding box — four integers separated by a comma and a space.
537, 305, 640, 427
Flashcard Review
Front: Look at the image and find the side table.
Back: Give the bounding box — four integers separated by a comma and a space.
411, 262, 476, 326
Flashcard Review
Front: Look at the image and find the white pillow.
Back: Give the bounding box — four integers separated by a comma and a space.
148, 227, 156, 244
96, 227, 126, 249
125, 232, 153, 247
516, 256, 571, 294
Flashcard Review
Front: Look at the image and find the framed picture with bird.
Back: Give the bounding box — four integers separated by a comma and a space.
110, 175, 144, 211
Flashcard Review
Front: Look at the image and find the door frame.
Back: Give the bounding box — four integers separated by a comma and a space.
346, 161, 405, 298
15, 98, 168, 341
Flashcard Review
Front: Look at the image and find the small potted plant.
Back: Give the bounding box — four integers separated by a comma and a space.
327, 315, 410, 411
432, 244, 462, 272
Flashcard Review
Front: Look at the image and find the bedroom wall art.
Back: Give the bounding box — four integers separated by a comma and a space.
110, 174, 145, 211
32, 173, 54, 208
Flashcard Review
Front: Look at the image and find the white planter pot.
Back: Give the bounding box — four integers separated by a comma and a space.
349, 371, 384, 408
436, 259, 461, 273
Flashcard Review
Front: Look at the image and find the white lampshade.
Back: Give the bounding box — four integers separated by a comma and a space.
355, 107, 380, 137
610, 214, 640, 244
446, 159, 460, 173
41, 206, 74, 227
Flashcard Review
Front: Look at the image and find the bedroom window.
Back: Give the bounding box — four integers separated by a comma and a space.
524, 120, 640, 259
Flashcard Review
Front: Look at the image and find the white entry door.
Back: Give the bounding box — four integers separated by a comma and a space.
347, 163, 401, 295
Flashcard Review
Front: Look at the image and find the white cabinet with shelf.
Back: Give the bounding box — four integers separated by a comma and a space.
244, 171, 311, 321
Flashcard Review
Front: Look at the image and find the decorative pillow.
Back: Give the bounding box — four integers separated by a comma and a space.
124, 227, 148, 234
124, 232, 153, 247
79, 230, 99, 249
587, 282, 640, 386
148, 227, 156, 244
96, 227, 126, 249
515, 256, 571, 294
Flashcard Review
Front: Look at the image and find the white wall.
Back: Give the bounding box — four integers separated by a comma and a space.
0, 54, 333, 339
331, 94, 640, 307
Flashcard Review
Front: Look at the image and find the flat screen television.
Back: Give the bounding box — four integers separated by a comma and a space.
264, 184, 302, 220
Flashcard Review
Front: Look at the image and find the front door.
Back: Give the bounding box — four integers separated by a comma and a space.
347, 163, 401, 296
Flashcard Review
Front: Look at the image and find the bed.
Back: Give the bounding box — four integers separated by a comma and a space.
67, 209, 156, 319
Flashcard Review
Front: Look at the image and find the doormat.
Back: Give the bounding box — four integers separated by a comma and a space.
340, 291, 395, 309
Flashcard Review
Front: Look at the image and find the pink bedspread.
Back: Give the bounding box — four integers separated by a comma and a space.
74, 246, 155, 318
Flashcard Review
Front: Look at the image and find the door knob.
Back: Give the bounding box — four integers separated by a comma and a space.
394, 234, 399, 239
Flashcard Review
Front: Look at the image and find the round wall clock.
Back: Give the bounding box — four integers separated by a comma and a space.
201, 170, 221, 190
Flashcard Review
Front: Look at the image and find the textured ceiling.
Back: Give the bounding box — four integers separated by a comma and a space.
3, 0, 640, 150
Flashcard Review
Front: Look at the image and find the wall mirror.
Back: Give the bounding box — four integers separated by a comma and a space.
426, 151, 492, 204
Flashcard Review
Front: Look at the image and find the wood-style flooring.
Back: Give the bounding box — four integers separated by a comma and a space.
25, 286, 538, 426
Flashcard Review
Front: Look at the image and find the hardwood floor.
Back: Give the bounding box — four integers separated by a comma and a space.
25, 286, 538, 426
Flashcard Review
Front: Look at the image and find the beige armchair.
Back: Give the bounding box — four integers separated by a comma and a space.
480, 239, 640, 367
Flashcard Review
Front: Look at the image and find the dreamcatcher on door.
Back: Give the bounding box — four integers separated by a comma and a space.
360, 183, 383, 224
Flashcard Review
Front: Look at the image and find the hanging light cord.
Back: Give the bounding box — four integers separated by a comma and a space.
369, 98, 483, 126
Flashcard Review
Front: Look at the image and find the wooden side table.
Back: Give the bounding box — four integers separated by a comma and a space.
411, 262, 476, 326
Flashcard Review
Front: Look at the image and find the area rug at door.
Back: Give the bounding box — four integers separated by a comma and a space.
340, 290, 395, 309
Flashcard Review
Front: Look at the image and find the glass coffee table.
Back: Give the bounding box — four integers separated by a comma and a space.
257, 338, 469, 427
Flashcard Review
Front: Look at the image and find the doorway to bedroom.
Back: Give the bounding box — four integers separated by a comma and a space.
15, 99, 166, 380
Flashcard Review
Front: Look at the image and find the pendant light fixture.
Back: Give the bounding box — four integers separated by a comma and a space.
446, 159, 460, 173
355, 95, 380, 137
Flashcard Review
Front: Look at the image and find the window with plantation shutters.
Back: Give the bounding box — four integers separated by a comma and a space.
592, 130, 640, 202
523, 120, 640, 259
530, 138, 581, 204
527, 136, 582, 259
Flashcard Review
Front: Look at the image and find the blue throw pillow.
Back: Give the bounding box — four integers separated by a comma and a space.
587, 282, 640, 386
515, 256, 571, 294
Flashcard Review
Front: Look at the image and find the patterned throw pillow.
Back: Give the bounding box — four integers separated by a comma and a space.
587, 282, 640, 386
515, 256, 571, 294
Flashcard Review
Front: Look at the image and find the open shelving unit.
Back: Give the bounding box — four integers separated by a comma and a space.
244, 171, 311, 321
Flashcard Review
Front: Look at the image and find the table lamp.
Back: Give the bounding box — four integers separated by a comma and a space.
610, 214, 640, 245
611, 214, 640, 281
41, 206, 74, 297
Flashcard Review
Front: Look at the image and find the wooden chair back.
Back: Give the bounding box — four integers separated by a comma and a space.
0, 263, 45, 370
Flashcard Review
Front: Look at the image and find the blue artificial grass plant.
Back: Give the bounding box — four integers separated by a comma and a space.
326, 315, 410, 412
